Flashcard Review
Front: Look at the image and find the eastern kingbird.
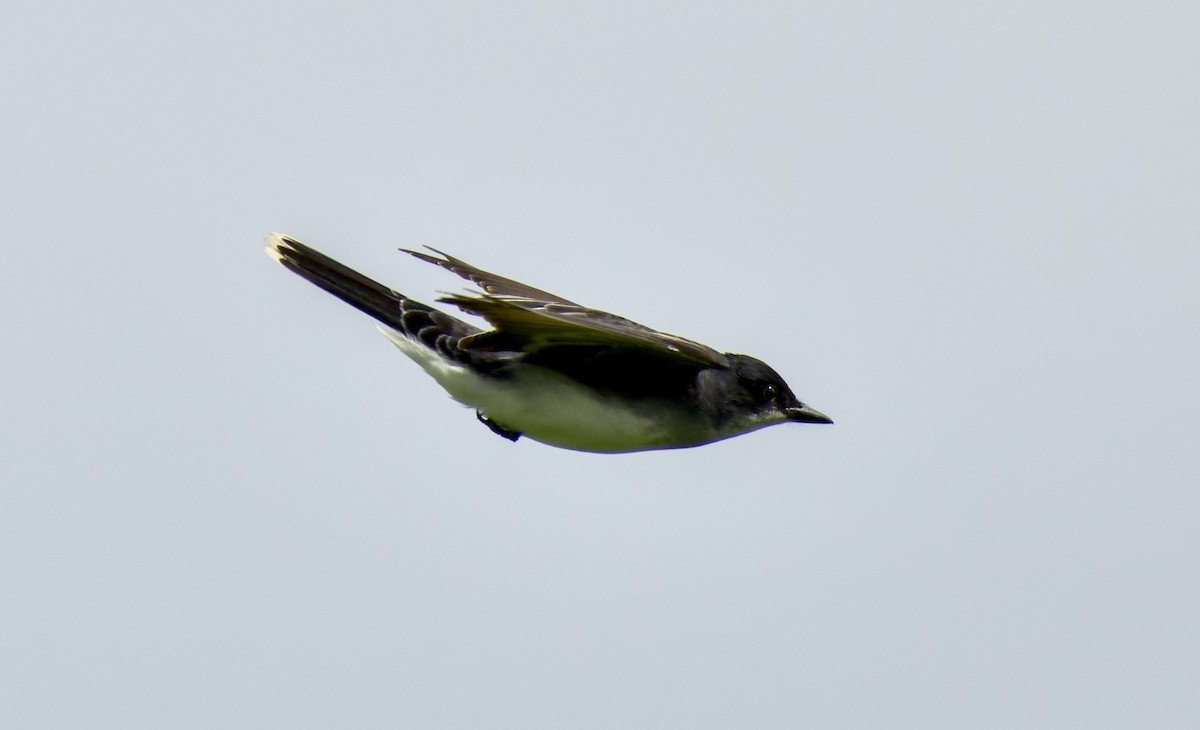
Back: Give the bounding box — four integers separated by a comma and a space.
266, 233, 831, 452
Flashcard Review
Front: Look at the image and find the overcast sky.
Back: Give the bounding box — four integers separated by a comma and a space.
2, 2, 1198, 728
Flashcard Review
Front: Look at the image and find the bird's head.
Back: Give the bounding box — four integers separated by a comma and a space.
695, 354, 832, 438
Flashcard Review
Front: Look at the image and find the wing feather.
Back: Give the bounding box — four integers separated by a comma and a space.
439, 293, 730, 369
402, 247, 577, 304
407, 247, 730, 369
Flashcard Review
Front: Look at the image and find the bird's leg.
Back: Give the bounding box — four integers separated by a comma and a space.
476, 411, 522, 442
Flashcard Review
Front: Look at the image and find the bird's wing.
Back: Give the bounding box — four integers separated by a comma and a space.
438, 294, 730, 369
407, 248, 730, 368
403, 246, 579, 304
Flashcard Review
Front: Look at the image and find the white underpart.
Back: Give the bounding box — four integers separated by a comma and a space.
377, 326, 696, 453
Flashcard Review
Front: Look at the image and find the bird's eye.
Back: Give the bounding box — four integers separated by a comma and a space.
761, 383, 778, 401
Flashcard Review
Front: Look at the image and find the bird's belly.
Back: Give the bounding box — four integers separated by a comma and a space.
470, 367, 687, 453
381, 327, 699, 452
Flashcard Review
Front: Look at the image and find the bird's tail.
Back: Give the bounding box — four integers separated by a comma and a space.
266, 233, 415, 330
265, 233, 480, 355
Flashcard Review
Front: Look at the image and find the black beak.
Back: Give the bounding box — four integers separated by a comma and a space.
786, 404, 834, 424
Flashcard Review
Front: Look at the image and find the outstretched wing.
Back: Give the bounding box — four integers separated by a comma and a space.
405, 248, 730, 369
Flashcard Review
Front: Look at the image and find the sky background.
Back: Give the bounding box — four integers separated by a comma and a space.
2, 2, 1198, 728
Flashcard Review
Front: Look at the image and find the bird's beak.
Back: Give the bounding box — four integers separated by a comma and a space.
786, 404, 834, 424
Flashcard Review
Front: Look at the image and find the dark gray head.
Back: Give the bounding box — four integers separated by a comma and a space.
694, 354, 832, 439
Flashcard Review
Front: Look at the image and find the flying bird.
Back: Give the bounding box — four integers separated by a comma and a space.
266, 233, 831, 453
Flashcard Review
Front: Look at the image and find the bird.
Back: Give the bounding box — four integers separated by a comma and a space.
265, 233, 832, 453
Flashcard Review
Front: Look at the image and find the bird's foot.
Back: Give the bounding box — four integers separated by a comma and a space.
476, 411, 521, 442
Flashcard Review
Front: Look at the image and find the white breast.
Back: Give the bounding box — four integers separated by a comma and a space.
377, 326, 697, 453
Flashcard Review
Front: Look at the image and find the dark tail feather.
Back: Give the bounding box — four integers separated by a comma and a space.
266, 232, 424, 333
265, 233, 481, 358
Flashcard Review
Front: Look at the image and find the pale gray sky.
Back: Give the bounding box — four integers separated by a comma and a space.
2, 2, 1198, 728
